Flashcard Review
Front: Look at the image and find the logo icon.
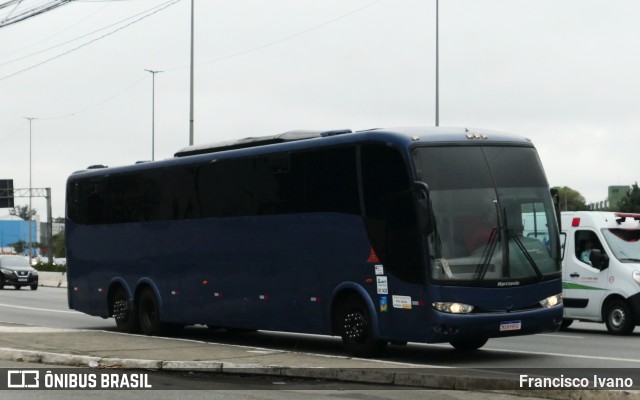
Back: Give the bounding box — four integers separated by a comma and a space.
7, 370, 40, 388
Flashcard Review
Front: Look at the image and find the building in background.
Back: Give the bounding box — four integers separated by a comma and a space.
588, 185, 630, 211
0, 214, 40, 254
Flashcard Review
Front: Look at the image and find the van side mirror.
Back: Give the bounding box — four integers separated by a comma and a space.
590, 249, 610, 270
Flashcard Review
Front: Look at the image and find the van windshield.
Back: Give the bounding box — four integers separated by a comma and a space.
601, 229, 640, 262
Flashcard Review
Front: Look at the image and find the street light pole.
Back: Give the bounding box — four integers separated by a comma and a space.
189, 0, 195, 146
144, 69, 163, 161
24, 117, 36, 265
435, 0, 439, 127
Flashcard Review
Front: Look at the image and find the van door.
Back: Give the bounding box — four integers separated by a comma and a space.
563, 229, 609, 320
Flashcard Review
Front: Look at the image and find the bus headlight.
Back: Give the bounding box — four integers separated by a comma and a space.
539, 293, 563, 308
632, 270, 640, 285
432, 302, 474, 314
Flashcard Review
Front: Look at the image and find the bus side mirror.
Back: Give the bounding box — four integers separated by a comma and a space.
413, 181, 433, 234
590, 249, 609, 270
550, 188, 561, 231
416, 198, 432, 234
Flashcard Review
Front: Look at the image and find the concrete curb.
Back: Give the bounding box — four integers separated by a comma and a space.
1, 347, 638, 399
37, 271, 67, 288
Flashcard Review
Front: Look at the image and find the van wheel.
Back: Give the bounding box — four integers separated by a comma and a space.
14, 285, 20, 290
605, 300, 635, 335
111, 287, 139, 333
336, 294, 387, 357
30, 284, 38, 290
450, 338, 488, 351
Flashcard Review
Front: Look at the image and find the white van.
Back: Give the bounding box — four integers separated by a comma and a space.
560, 211, 640, 334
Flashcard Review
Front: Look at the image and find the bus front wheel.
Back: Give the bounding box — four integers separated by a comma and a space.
450, 337, 488, 351
337, 294, 387, 358
111, 287, 139, 333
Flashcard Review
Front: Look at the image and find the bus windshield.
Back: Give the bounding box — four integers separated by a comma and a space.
601, 229, 640, 263
413, 145, 561, 284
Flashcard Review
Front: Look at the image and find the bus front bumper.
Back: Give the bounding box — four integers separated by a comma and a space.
427, 306, 563, 343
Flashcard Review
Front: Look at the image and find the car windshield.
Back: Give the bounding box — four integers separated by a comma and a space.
0, 256, 30, 268
412, 145, 561, 284
601, 229, 640, 262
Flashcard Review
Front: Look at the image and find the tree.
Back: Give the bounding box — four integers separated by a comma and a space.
618, 183, 640, 213
552, 186, 588, 211
9, 205, 37, 220
52, 232, 65, 258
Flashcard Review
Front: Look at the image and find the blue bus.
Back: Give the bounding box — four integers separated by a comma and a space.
66, 127, 563, 357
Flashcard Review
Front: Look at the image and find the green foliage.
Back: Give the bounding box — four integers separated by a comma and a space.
618, 183, 640, 213
33, 262, 66, 272
551, 186, 588, 211
52, 232, 65, 258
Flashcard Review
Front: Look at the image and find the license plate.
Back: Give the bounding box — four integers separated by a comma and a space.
18, 278, 27, 282
500, 320, 522, 331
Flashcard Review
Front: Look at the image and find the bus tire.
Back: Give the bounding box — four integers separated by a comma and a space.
337, 294, 387, 358
604, 299, 635, 335
138, 288, 182, 336
111, 287, 139, 333
450, 337, 488, 351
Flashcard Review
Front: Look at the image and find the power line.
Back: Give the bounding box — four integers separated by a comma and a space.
0, 0, 75, 29
163, 0, 385, 72
0, 0, 180, 82
0, 0, 177, 66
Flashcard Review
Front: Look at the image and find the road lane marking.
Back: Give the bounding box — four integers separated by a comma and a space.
0, 302, 78, 314
0, 326, 80, 333
538, 333, 585, 339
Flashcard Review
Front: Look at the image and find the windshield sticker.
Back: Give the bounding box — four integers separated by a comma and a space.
379, 296, 388, 312
392, 295, 412, 309
374, 265, 384, 275
376, 276, 388, 294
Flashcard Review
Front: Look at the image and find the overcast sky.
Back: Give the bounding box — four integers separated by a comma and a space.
1, 0, 639, 219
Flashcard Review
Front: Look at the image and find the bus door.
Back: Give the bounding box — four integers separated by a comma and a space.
360, 144, 428, 341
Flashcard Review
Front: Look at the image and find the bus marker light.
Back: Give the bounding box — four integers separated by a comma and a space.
259, 295, 269, 300
310, 297, 321, 302
365, 278, 373, 284
202, 280, 208, 286
74, 287, 79, 291
97, 288, 103, 293
214, 292, 223, 297
171, 290, 180, 296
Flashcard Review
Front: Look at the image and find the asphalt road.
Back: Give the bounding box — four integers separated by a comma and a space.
1, 286, 640, 370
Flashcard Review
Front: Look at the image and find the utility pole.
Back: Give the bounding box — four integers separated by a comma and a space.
189, 0, 195, 146
435, 0, 439, 127
145, 69, 163, 161
24, 117, 36, 265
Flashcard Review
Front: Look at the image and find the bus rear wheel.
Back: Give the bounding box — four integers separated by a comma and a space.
138, 288, 182, 336
604, 299, 635, 335
450, 337, 488, 351
111, 287, 139, 333
337, 294, 387, 358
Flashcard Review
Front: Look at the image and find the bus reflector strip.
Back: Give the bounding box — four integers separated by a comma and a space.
310, 297, 321, 302
259, 295, 269, 300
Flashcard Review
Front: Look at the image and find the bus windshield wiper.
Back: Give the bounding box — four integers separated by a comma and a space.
476, 227, 499, 280
508, 229, 543, 280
